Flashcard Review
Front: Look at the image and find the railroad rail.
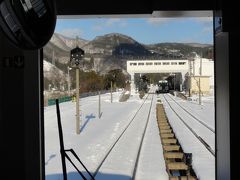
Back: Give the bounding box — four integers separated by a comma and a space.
92, 94, 154, 179
162, 94, 215, 156
156, 100, 198, 180
166, 93, 215, 133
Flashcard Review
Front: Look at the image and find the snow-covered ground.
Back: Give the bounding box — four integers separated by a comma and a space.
44, 89, 215, 180
159, 93, 215, 180
45, 89, 168, 180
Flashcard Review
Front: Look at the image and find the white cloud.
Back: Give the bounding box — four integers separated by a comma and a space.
105, 18, 124, 26
146, 18, 175, 25
178, 30, 213, 44
193, 17, 213, 28
146, 17, 213, 26
92, 25, 103, 32
194, 17, 213, 23
202, 26, 213, 33
59, 28, 83, 38
92, 18, 127, 31
179, 38, 196, 43
194, 17, 213, 34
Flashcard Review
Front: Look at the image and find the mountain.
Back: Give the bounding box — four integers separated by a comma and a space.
44, 33, 89, 64
43, 60, 67, 91
43, 32, 213, 90
51, 33, 89, 50
43, 32, 152, 74
81, 33, 152, 74
182, 43, 212, 48
82, 33, 151, 56
145, 42, 213, 59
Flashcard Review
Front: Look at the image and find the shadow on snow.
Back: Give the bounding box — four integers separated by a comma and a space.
80, 113, 96, 132
46, 171, 131, 180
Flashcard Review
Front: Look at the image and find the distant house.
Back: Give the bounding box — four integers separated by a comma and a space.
190, 76, 211, 95
191, 57, 214, 88
187, 57, 214, 95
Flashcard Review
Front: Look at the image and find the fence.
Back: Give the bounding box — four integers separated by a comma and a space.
46, 90, 113, 106
48, 96, 72, 106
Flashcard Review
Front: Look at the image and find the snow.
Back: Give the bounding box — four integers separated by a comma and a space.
43, 60, 67, 83
163, 94, 215, 150
44, 60, 55, 72
134, 97, 168, 180
95, 97, 153, 179
159, 93, 215, 180
45, 89, 215, 180
45, 90, 168, 180
125, 91, 130, 95
176, 94, 215, 130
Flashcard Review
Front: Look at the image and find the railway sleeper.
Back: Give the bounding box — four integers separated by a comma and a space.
158, 122, 169, 127
167, 162, 197, 179
159, 125, 171, 130
164, 152, 184, 159
168, 162, 188, 170
162, 138, 177, 145
160, 129, 172, 134
158, 121, 168, 124
163, 145, 180, 151
161, 133, 175, 138
159, 122, 169, 126
169, 175, 197, 180
156, 103, 198, 180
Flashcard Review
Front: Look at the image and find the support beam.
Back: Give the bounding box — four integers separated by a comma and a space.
0, 33, 42, 180
130, 73, 136, 95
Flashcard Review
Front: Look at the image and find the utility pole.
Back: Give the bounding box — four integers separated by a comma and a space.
99, 91, 101, 118
193, 60, 195, 75
70, 46, 84, 134
199, 53, 202, 105
174, 74, 176, 91
67, 66, 72, 96
76, 68, 80, 134
111, 81, 113, 103
188, 58, 193, 97
52, 50, 55, 65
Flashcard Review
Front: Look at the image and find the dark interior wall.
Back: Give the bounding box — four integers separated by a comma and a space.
215, 32, 230, 180
23, 50, 44, 180
56, 0, 216, 15
55, 2, 238, 179
0, 34, 42, 180
0, 0, 237, 180
214, 0, 239, 178
0, 33, 25, 179
220, 1, 239, 179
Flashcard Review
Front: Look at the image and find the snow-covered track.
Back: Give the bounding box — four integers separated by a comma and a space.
156, 102, 198, 179
132, 94, 154, 179
166, 93, 215, 133
162, 94, 215, 157
93, 94, 154, 179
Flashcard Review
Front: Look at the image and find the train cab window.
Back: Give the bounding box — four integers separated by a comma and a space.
43, 14, 217, 180
163, 62, 170, 65
130, 63, 137, 66
146, 62, 153, 65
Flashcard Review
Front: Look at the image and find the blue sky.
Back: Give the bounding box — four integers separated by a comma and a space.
55, 17, 213, 45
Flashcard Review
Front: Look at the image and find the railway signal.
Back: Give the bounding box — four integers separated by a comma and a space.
70, 46, 84, 134
198, 53, 202, 105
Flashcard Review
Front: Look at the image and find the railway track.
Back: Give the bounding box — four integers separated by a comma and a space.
161, 94, 215, 157
92, 94, 154, 179
166, 93, 215, 133
156, 101, 197, 180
